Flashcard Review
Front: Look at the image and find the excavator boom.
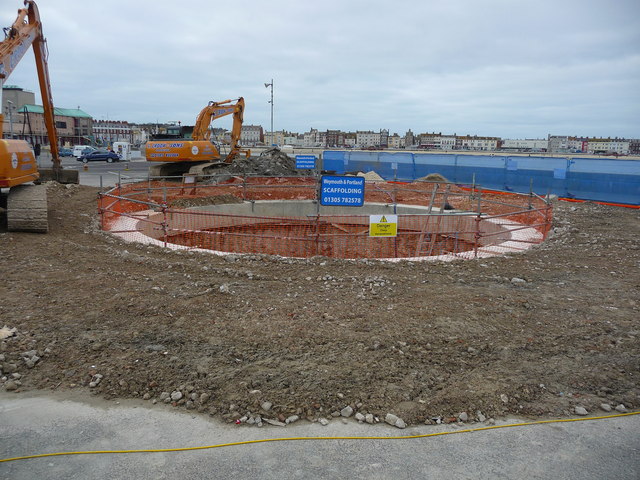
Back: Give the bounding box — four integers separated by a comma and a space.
1, 1, 77, 232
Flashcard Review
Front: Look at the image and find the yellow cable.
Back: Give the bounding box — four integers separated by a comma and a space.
1, 411, 637, 464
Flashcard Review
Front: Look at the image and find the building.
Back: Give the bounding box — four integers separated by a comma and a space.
7, 104, 92, 147
356, 130, 381, 148
404, 129, 415, 148
500, 139, 549, 151
587, 138, 630, 155
263, 130, 285, 146
379, 129, 389, 148
240, 125, 263, 146
2, 85, 35, 115
93, 120, 133, 146
388, 133, 401, 149
456, 135, 500, 151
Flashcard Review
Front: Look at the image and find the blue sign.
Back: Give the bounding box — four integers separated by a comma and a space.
320, 175, 365, 206
296, 155, 316, 169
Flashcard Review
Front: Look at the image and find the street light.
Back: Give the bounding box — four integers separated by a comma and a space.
264, 79, 273, 146
6, 100, 14, 139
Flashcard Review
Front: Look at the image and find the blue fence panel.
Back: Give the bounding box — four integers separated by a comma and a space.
413, 153, 458, 182
322, 151, 640, 205
379, 152, 414, 180
567, 158, 640, 204
504, 156, 570, 195
455, 155, 506, 187
322, 150, 347, 173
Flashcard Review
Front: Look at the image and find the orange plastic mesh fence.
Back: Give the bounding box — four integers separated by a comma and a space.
98, 177, 552, 259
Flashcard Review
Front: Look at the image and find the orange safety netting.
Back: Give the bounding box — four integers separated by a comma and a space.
98, 176, 552, 260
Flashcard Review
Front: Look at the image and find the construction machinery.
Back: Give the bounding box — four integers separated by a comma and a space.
145, 97, 250, 177
0, 0, 78, 232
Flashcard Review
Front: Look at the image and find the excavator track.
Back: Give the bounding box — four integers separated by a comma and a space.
7, 184, 48, 233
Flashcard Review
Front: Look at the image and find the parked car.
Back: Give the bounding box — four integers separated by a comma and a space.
59, 148, 73, 157
78, 150, 121, 163
73, 145, 97, 158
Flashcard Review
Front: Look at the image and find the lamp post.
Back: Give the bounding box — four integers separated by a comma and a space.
264, 79, 273, 146
6, 100, 15, 139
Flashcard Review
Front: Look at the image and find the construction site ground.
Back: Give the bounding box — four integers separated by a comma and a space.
1, 182, 639, 427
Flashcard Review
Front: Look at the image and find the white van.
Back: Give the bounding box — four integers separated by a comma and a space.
73, 145, 96, 158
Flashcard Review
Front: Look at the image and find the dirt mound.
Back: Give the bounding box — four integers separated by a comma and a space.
357, 171, 386, 182
0, 183, 638, 427
414, 173, 451, 183
215, 148, 313, 177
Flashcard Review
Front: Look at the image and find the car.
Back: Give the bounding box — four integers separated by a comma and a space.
59, 148, 73, 157
78, 150, 121, 163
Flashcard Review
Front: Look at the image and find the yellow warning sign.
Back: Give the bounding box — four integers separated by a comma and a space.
369, 214, 398, 237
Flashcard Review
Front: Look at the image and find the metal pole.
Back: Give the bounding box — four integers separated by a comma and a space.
7, 100, 14, 139
265, 79, 273, 145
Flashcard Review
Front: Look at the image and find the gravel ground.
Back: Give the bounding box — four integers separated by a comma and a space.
0, 182, 638, 427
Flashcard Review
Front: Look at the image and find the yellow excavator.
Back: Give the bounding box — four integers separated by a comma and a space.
0, 0, 78, 232
145, 97, 250, 177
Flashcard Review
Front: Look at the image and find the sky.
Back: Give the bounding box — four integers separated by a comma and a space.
2, 0, 639, 139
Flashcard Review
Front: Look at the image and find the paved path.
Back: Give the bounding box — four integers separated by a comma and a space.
1, 392, 638, 479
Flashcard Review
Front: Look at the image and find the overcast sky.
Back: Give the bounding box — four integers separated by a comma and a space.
2, 0, 639, 138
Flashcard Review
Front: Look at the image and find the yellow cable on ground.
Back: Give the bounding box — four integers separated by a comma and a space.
1, 411, 638, 464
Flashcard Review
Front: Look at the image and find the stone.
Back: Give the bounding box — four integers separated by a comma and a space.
395, 418, 406, 429
385, 413, 399, 426
574, 406, 588, 416
340, 406, 353, 417
476, 411, 486, 422
615, 404, 627, 413
170, 391, 183, 401
11, 373, 21, 380
600, 403, 612, 412
185, 401, 195, 410
458, 412, 469, 422
261, 401, 273, 411
365, 414, 375, 424
500, 394, 509, 404
511, 277, 526, 284
355, 412, 365, 422
199, 393, 210, 404
4, 380, 18, 391
159, 392, 170, 401
264, 418, 286, 427
319, 418, 329, 426
143, 393, 151, 400
285, 415, 299, 424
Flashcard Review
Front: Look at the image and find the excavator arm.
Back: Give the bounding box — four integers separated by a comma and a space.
192, 97, 246, 161
0, 0, 60, 168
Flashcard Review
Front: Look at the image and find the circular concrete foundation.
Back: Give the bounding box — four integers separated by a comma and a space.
110, 200, 543, 261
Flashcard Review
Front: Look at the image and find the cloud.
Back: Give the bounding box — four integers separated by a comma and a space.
2, 0, 639, 138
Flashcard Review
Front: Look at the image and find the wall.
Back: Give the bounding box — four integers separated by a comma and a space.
322, 151, 640, 205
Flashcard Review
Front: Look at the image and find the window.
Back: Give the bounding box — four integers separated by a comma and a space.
55, 121, 67, 129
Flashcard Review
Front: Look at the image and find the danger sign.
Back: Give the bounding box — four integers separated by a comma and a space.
369, 214, 398, 237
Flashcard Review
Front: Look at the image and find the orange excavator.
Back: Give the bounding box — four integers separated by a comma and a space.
145, 97, 250, 177
0, 0, 77, 232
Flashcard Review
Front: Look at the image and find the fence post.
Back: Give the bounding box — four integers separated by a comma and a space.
315, 213, 320, 257
98, 192, 104, 230
528, 178, 534, 210
162, 205, 168, 248
242, 174, 247, 201
474, 214, 481, 259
